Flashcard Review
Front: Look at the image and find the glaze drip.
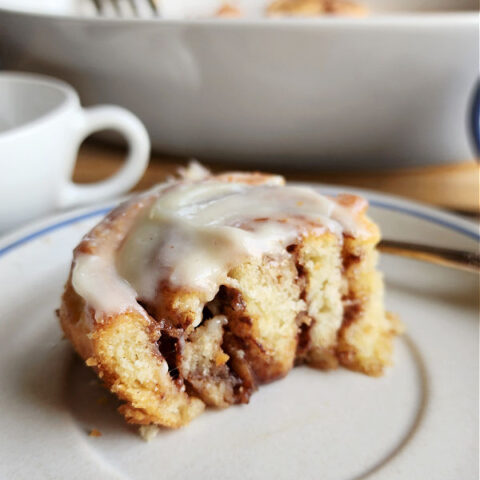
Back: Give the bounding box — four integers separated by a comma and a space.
72, 174, 365, 316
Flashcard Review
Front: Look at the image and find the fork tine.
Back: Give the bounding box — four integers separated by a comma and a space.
127, 0, 139, 16
90, 0, 102, 14
147, 0, 159, 15
96, 0, 117, 17
90, 0, 158, 18
110, 0, 122, 15
115, 0, 137, 16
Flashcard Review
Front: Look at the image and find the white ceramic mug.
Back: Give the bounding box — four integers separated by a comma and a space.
0, 72, 150, 233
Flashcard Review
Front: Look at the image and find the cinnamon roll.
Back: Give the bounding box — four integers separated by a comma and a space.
59, 165, 401, 429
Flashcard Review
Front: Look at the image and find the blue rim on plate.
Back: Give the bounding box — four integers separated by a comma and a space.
0, 190, 478, 258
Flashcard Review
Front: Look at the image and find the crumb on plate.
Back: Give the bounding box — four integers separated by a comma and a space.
139, 425, 160, 441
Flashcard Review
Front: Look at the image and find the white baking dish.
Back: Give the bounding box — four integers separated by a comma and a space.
0, 1, 477, 168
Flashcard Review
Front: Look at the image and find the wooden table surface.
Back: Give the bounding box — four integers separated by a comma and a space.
76, 142, 480, 216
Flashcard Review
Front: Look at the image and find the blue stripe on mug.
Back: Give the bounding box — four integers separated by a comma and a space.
470, 81, 480, 157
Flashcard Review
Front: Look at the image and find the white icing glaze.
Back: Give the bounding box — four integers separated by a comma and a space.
71, 174, 365, 318
72, 253, 140, 320
117, 180, 361, 304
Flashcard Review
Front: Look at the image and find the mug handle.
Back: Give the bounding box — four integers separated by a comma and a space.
60, 105, 150, 208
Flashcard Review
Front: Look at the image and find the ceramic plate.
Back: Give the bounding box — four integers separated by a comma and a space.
0, 186, 478, 479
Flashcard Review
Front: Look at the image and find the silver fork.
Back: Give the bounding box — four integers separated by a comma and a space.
89, 0, 159, 18
378, 239, 480, 274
